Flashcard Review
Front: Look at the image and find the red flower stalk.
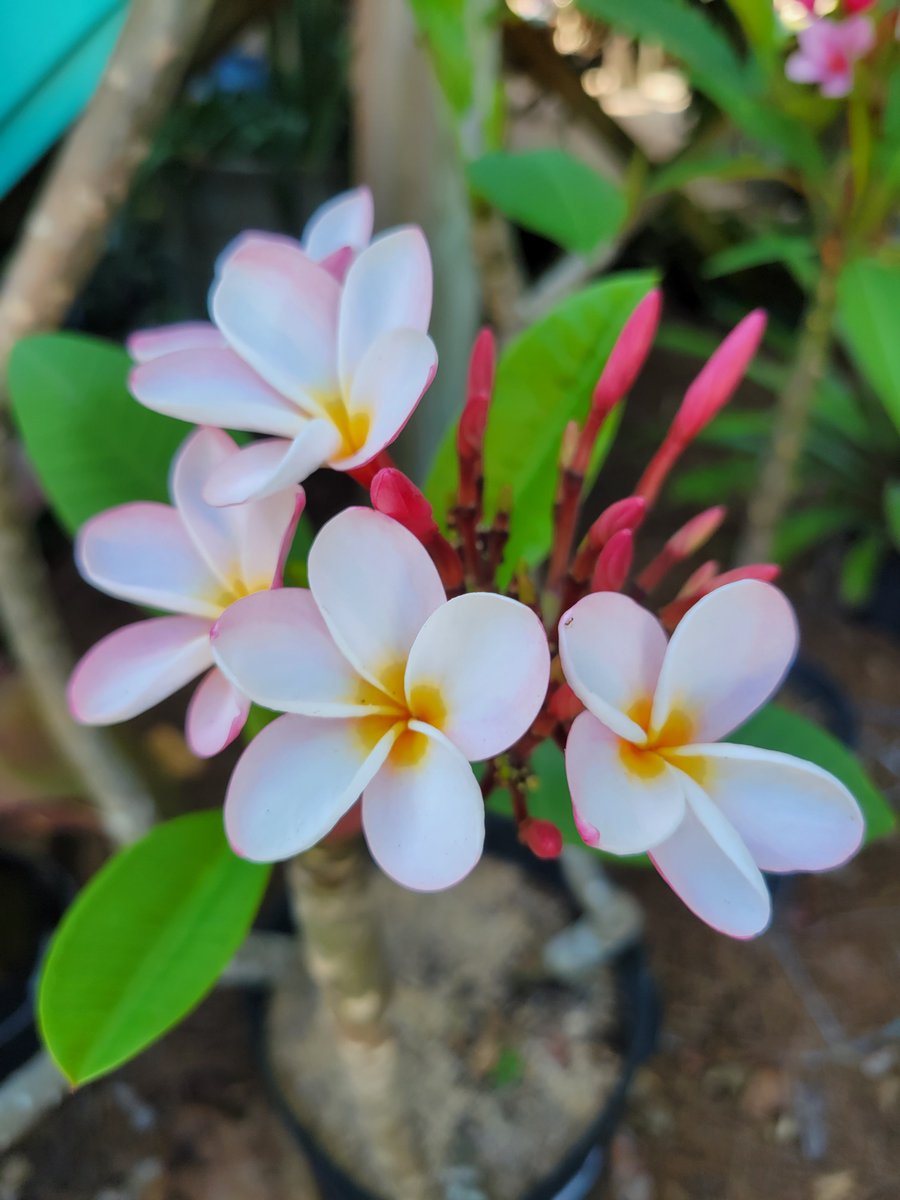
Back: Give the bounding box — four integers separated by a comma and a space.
636, 505, 727, 593
371, 468, 464, 593
457, 328, 496, 509
590, 528, 634, 593
659, 562, 780, 628
636, 310, 766, 507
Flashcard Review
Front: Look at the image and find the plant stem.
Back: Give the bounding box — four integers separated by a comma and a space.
286, 840, 432, 1199
0, 0, 217, 845
737, 262, 839, 565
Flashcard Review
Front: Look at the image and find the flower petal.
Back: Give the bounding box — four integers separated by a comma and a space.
171, 428, 246, 589
127, 322, 227, 363
558, 592, 668, 743
843, 14, 875, 57
302, 186, 374, 260
202, 424, 342, 506
130, 347, 304, 435
650, 777, 771, 939
212, 589, 401, 717
76, 503, 222, 618
651, 581, 798, 745
225, 713, 399, 861
785, 51, 822, 85
404, 592, 550, 760
211, 233, 341, 403
338, 227, 433, 392
565, 710, 686, 854
332, 328, 437, 471
669, 742, 865, 873
240, 488, 305, 590
307, 507, 445, 702
362, 723, 484, 891
185, 666, 250, 758
68, 616, 212, 724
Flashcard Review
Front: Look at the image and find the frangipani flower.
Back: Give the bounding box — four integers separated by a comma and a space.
559, 582, 864, 938
211, 508, 551, 890
785, 16, 875, 97
128, 192, 436, 507
68, 428, 303, 757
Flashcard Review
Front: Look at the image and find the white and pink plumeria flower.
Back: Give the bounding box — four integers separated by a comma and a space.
210, 507, 551, 891
68, 428, 303, 757
127, 188, 437, 507
559, 581, 864, 938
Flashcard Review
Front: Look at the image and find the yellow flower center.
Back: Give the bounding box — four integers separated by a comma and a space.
320, 395, 371, 459
351, 665, 448, 770
620, 698, 709, 786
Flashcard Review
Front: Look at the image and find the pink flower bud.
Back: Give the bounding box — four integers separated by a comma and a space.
370, 468, 435, 539
844, 0, 876, 15
592, 289, 662, 416
671, 310, 767, 443
467, 327, 496, 401
590, 528, 634, 593
457, 394, 490, 457
636, 506, 727, 593
587, 496, 647, 550
659, 562, 780, 627
676, 559, 720, 599
522, 818, 563, 860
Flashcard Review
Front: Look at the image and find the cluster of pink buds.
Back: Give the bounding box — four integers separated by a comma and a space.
784, 0, 877, 98
67, 190, 865, 938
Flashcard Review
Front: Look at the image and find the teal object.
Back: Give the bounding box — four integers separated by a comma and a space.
0, 1, 129, 199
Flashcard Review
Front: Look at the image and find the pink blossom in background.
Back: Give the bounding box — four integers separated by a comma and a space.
211, 508, 551, 891
128, 189, 436, 506
68, 428, 302, 757
785, 16, 875, 98
559, 582, 864, 938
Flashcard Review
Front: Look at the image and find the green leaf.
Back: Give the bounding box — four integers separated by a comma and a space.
424, 271, 657, 584
9, 333, 191, 534
732, 703, 895, 843
839, 532, 884, 608
39, 812, 270, 1085
837, 257, 900, 436
648, 151, 782, 196
407, 0, 472, 115
467, 149, 626, 254
670, 459, 757, 505
772, 504, 857, 564
884, 481, 900, 551
722, 0, 778, 57
703, 234, 815, 281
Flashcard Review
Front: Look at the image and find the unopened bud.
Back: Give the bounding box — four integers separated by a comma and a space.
522, 818, 563, 860
671, 309, 766, 443
457, 394, 490, 457
467, 327, 496, 400
592, 289, 662, 415
637, 506, 727, 593
659, 562, 780, 627
370, 468, 435, 539
676, 559, 720, 599
590, 528, 634, 593
587, 495, 647, 551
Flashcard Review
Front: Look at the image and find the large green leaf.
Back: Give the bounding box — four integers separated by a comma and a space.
424, 271, 657, 584
9, 333, 191, 534
732, 703, 895, 843
837, 257, 900, 435
703, 234, 815, 282
39, 812, 270, 1085
467, 149, 625, 254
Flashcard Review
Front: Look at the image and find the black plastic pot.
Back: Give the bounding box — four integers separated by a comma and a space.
255, 816, 660, 1200
0, 852, 71, 1081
